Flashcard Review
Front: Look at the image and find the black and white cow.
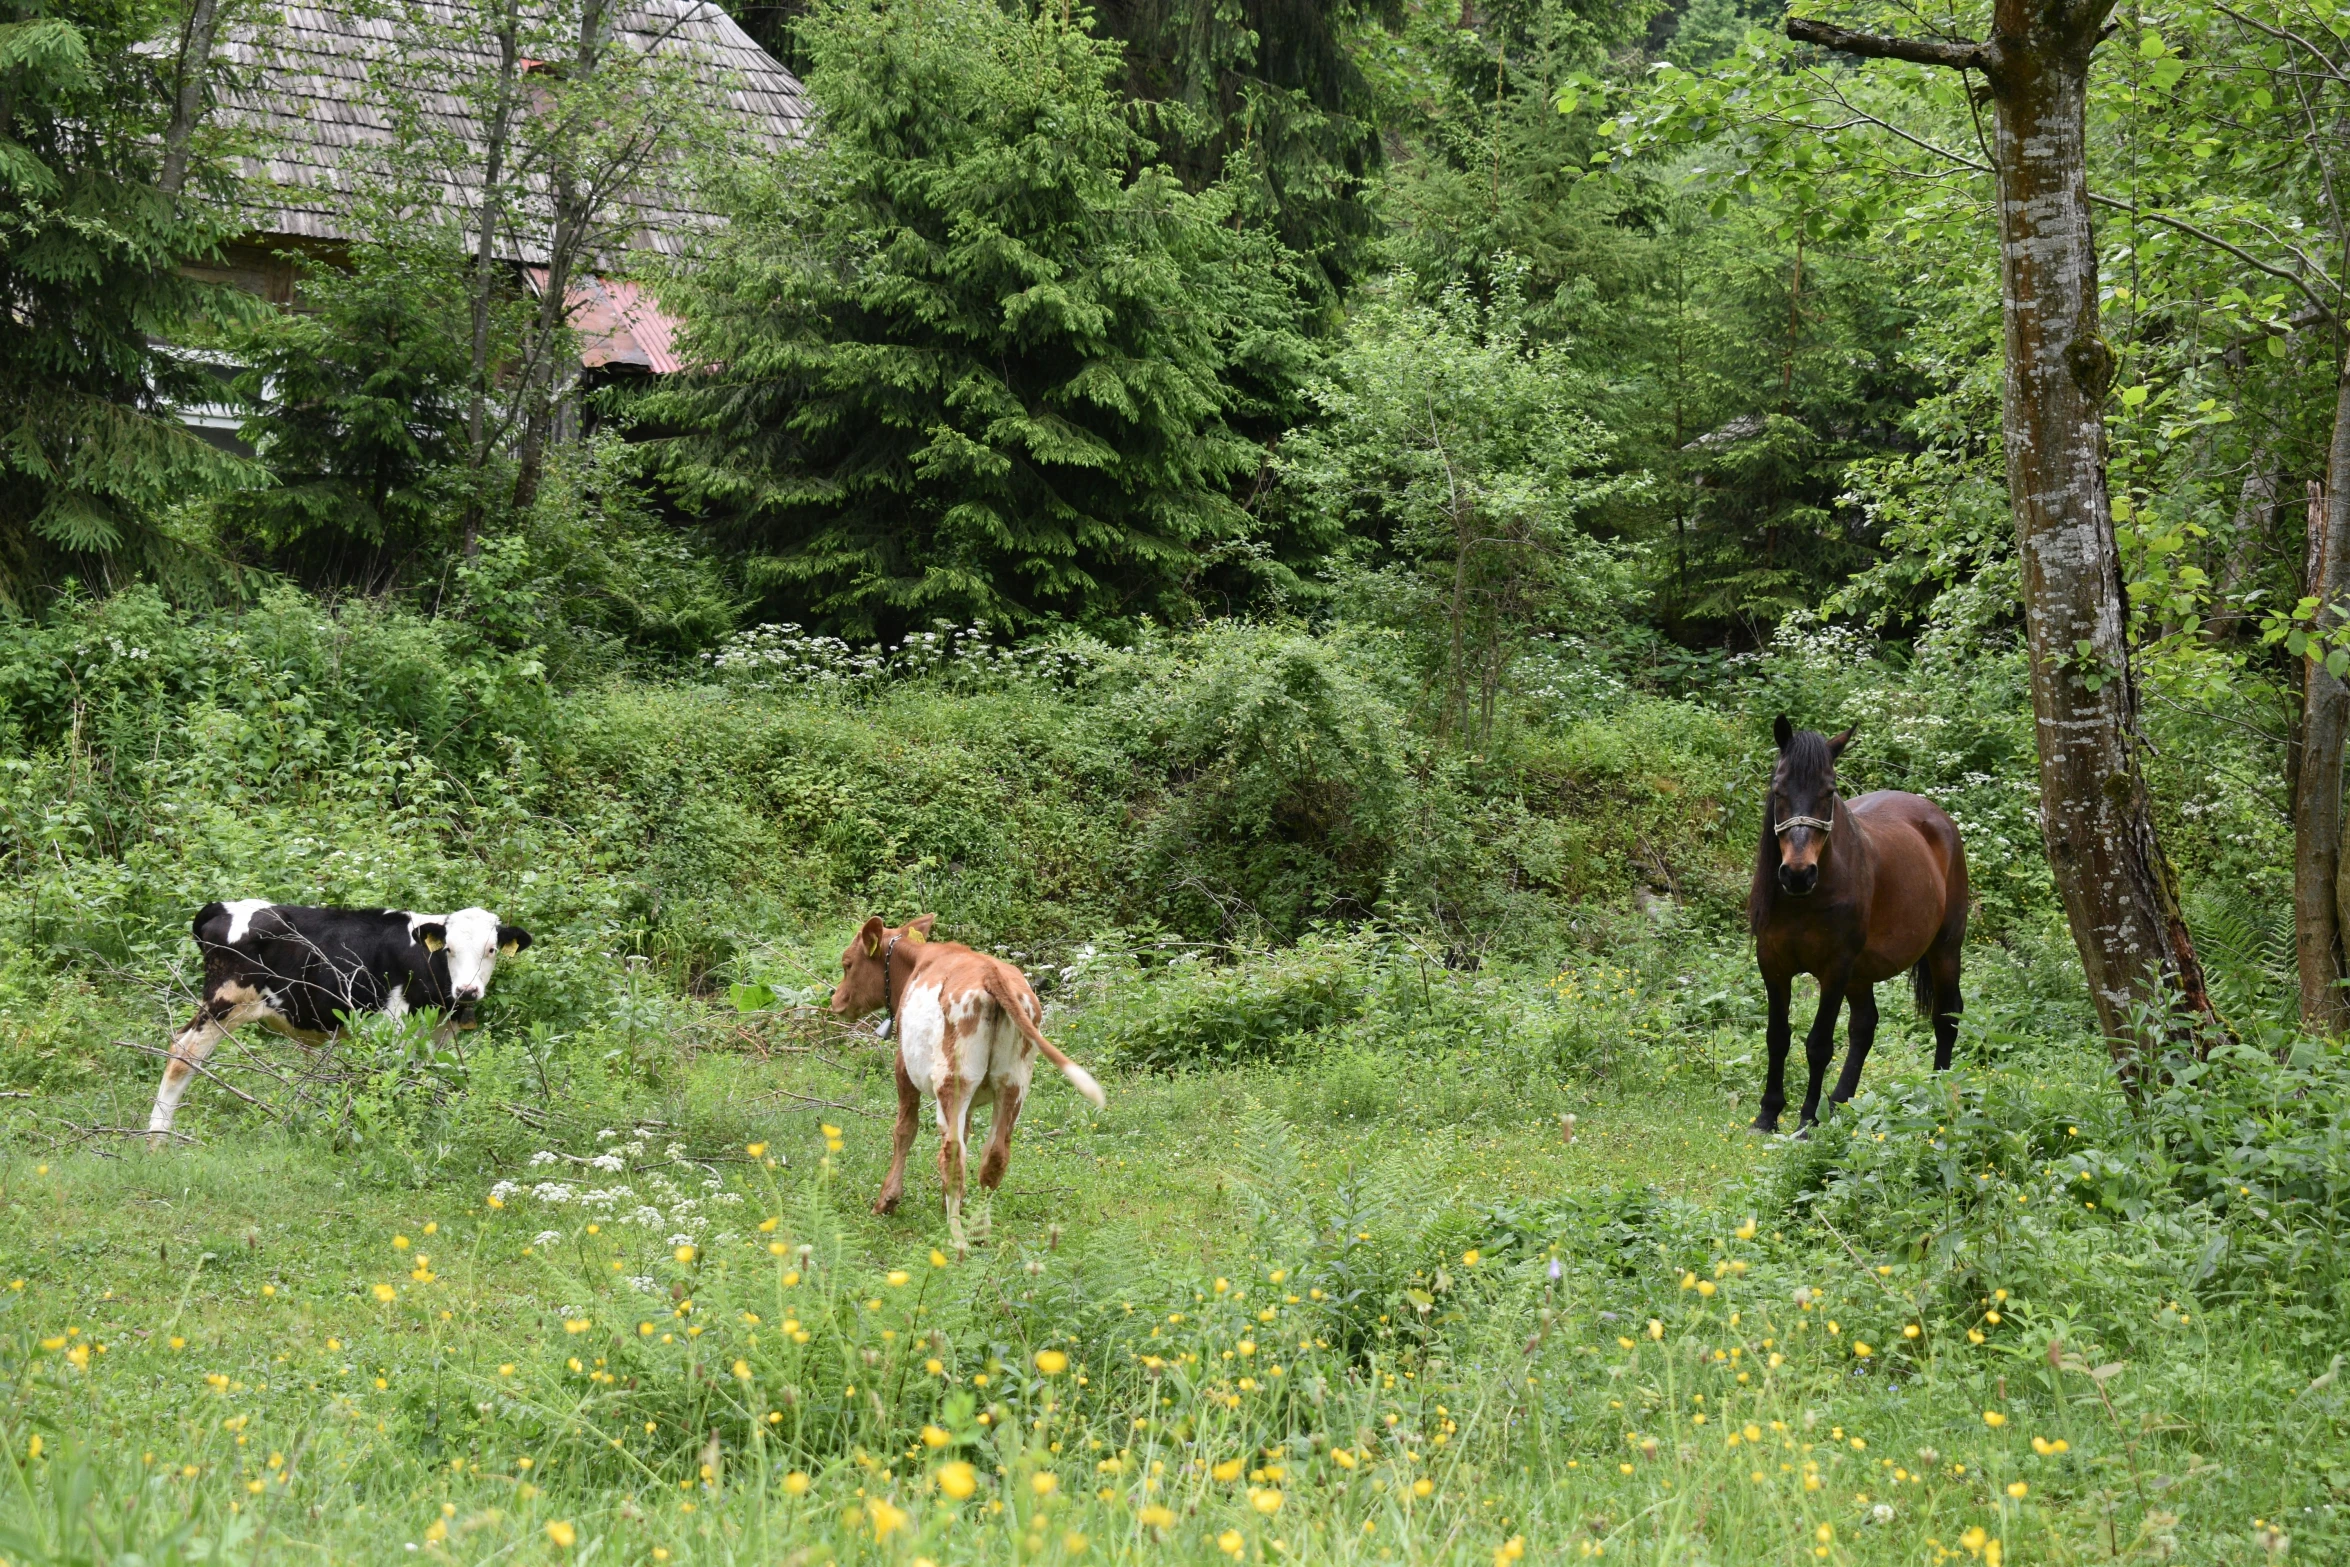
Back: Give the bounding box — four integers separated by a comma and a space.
146, 901, 531, 1142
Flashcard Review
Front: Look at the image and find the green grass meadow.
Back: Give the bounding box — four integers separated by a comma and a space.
2, 950, 2340, 1567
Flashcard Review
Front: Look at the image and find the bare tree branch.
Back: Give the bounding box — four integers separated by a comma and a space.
1792, 73, 1993, 171
1787, 16, 1991, 70
2212, 2, 2350, 85
2086, 191, 2343, 321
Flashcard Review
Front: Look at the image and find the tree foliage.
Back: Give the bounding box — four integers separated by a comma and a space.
219, 238, 478, 589
1281, 269, 1625, 737
0, 0, 256, 606
644, 0, 1321, 637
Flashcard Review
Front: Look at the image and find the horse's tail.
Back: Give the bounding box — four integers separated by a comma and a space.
1911, 956, 1935, 1019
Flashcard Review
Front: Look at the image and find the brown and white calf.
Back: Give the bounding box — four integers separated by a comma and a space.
148, 901, 531, 1144
829, 915, 1105, 1251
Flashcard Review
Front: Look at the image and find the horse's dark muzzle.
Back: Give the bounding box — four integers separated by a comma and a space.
1778, 868, 1820, 896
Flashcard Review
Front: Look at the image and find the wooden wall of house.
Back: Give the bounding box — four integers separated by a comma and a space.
184, 235, 350, 308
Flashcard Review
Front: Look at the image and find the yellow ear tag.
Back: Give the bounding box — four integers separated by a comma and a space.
499, 940, 518, 956
423, 935, 445, 952
903, 928, 927, 944
866, 934, 882, 957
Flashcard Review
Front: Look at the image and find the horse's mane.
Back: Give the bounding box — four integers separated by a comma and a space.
1749, 727, 1837, 935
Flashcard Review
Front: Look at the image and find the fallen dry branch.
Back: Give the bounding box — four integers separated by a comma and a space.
752, 1087, 887, 1120
111, 1040, 287, 1119
62, 1121, 203, 1146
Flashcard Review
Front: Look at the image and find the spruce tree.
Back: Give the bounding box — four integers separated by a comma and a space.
644, 0, 1318, 637
0, 0, 254, 606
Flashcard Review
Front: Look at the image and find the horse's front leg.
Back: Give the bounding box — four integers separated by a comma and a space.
1796, 965, 1853, 1129
1829, 982, 1878, 1107
1753, 972, 1795, 1133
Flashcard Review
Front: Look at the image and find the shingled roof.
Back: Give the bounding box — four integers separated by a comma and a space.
220, 0, 810, 264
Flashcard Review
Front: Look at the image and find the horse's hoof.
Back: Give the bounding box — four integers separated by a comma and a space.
1749, 1116, 1779, 1135
1793, 1122, 1815, 1141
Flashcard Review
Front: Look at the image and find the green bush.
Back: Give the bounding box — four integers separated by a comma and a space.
1769, 1037, 2350, 1368
1124, 626, 1406, 940
1066, 935, 1372, 1071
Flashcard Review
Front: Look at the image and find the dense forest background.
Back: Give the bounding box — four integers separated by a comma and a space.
4, 0, 2333, 968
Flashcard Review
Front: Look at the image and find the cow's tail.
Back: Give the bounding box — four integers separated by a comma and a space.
984, 967, 1106, 1110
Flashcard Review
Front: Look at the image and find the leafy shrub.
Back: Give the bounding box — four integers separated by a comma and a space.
1066, 935, 1372, 1071
702, 621, 1104, 695
1772, 1038, 2350, 1363
1125, 626, 1405, 940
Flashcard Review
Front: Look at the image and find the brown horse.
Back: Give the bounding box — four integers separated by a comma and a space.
1749, 717, 1968, 1133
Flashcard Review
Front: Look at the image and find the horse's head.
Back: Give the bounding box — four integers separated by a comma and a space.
1770, 715, 1854, 897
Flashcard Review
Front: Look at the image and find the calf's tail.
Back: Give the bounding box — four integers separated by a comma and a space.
983, 968, 1107, 1110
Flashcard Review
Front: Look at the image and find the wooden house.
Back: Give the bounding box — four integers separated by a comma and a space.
181, 0, 808, 441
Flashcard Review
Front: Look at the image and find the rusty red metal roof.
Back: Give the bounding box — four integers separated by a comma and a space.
526, 270, 688, 374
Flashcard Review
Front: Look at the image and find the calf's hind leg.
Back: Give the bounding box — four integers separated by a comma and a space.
146, 983, 264, 1146
935, 1079, 973, 1254
969, 1080, 1024, 1248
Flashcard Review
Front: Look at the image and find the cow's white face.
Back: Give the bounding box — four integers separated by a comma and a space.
413, 906, 532, 1004
442, 907, 505, 1001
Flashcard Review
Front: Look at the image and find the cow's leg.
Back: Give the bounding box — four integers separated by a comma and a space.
1752, 972, 1794, 1133
874, 1053, 922, 1217
964, 1077, 1017, 1247
147, 984, 262, 1146
935, 1078, 971, 1255
977, 1078, 1023, 1193
1829, 982, 1878, 1107
1795, 965, 1853, 1131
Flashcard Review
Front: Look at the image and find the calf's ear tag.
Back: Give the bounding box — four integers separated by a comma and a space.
903, 927, 926, 944
866, 933, 882, 957
423, 935, 445, 952
499, 940, 518, 956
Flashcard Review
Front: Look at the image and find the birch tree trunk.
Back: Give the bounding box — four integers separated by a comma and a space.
2210, 461, 2279, 626
159, 0, 223, 201
1789, 0, 2217, 1069
510, 0, 611, 515
462, 0, 525, 559
2320, 369, 2350, 1029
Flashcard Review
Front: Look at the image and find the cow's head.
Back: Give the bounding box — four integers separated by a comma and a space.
830, 914, 936, 1017
1770, 715, 1853, 897
414, 907, 533, 1004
